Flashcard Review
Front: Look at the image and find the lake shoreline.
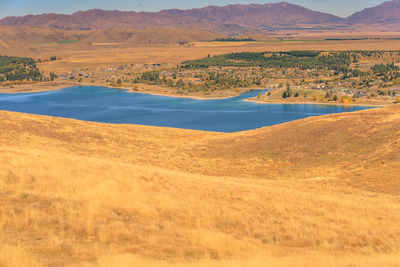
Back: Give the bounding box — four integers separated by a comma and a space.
244, 98, 389, 107
0, 82, 243, 100
0, 82, 393, 107
0, 85, 377, 132
125, 88, 238, 100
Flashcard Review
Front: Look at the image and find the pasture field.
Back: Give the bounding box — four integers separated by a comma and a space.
35, 39, 400, 71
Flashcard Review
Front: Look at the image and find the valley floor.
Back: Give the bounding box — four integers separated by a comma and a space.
1, 105, 400, 266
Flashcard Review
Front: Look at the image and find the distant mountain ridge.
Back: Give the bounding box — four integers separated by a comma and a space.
160, 2, 343, 28
0, 1, 399, 33
347, 0, 400, 24
0, 2, 344, 31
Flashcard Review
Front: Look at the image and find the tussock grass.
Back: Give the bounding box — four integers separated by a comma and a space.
0, 106, 400, 266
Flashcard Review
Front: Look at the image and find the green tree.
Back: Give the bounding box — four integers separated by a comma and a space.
49, 72, 57, 81
176, 79, 185, 88
167, 79, 174, 87
286, 85, 292, 97
325, 91, 331, 99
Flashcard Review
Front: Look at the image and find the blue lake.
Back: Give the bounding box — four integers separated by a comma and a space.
0, 86, 373, 132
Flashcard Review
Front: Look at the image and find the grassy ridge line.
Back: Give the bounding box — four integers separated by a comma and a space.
0, 107, 400, 266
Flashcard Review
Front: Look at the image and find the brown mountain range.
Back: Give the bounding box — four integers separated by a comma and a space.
0, 26, 220, 44
347, 0, 400, 25
0, 2, 344, 31
1, 1, 399, 32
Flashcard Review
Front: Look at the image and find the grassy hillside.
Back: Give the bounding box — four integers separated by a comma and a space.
0, 26, 221, 57
0, 106, 400, 266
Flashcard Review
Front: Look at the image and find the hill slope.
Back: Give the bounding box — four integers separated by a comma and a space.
0, 26, 219, 44
0, 105, 400, 266
347, 0, 400, 24
161, 2, 342, 28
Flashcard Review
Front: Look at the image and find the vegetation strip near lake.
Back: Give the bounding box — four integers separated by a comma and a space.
1, 51, 400, 106
133, 50, 400, 105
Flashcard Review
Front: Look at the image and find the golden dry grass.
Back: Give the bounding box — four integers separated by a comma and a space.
35, 38, 400, 71
0, 105, 400, 266
2, 37, 400, 73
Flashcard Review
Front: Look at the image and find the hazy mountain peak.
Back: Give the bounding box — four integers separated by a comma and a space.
347, 0, 400, 24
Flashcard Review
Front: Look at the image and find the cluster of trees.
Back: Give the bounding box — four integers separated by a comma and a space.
372, 63, 399, 76
137, 71, 178, 88
282, 85, 293, 98
137, 70, 263, 92
39, 72, 57, 82
204, 71, 262, 89
128, 71, 183, 89
282, 85, 301, 98
183, 51, 352, 72
281, 51, 320, 57
281, 86, 345, 102
0, 55, 42, 82
324, 91, 339, 101
140, 71, 161, 82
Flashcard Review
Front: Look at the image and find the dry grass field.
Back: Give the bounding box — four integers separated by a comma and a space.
33, 38, 400, 72
2, 26, 400, 73
1, 104, 400, 266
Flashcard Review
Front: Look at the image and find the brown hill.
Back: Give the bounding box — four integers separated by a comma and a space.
0, 2, 343, 31
0, 105, 400, 266
161, 2, 343, 28
347, 0, 400, 25
0, 25, 219, 46
0, 9, 215, 31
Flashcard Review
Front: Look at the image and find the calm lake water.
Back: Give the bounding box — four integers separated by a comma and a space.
0, 86, 373, 132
